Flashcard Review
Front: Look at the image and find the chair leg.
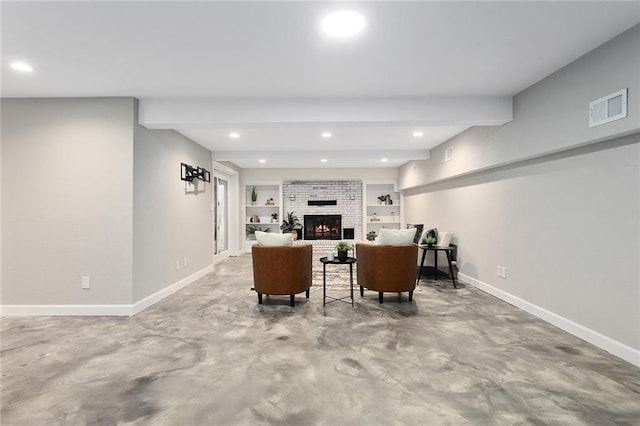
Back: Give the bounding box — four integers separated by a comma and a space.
379, 292, 383, 304
258, 293, 263, 304
409, 290, 413, 302
290, 295, 295, 307
306, 289, 310, 299
360, 285, 364, 297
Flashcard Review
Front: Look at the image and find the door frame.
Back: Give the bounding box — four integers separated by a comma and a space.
212, 161, 240, 264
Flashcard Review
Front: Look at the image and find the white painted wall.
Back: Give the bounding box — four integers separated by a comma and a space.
400, 26, 640, 362
1, 98, 135, 304
133, 118, 213, 302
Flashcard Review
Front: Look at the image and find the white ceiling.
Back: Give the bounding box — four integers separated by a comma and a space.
3, 1, 640, 168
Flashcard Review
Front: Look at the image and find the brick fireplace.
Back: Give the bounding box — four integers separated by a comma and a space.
283, 180, 362, 250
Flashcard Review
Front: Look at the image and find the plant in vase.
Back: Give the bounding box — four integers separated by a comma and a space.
378, 194, 393, 205
424, 236, 437, 247
335, 241, 354, 262
366, 230, 377, 242
280, 211, 301, 240
270, 212, 278, 224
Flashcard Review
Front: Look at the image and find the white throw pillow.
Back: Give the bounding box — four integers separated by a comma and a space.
255, 231, 294, 247
377, 228, 416, 246
438, 231, 452, 247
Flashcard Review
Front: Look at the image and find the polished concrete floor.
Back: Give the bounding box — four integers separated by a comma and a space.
1, 255, 639, 425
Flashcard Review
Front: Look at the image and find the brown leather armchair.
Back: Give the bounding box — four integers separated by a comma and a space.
251, 244, 313, 306
356, 243, 418, 303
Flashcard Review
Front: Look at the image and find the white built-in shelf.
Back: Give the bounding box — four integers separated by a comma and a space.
245, 182, 283, 252
364, 181, 402, 235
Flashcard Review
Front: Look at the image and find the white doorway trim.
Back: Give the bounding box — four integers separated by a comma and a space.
212, 161, 240, 263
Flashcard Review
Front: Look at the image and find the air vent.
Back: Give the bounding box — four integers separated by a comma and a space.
444, 146, 454, 162
589, 88, 627, 128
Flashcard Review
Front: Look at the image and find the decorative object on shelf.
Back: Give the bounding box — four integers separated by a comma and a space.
335, 241, 354, 262
246, 225, 272, 238
250, 186, 258, 205
180, 163, 210, 182
371, 213, 380, 222
271, 212, 278, 224
391, 211, 396, 222
250, 214, 260, 223
280, 211, 301, 240
265, 198, 275, 206
377, 194, 393, 205
366, 230, 377, 242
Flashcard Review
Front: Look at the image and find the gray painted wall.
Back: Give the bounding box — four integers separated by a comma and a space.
133, 121, 213, 302
1, 98, 135, 304
400, 26, 640, 351
404, 140, 639, 350
1, 97, 214, 307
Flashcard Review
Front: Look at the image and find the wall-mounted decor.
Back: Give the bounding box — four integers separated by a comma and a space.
308, 199, 337, 206
180, 163, 211, 183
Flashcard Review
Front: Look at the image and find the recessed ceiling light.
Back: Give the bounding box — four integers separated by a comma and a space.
320, 159, 328, 163
413, 131, 424, 137
10, 62, 33, 72
381, 158, 389, 163
321, 132, 332, 138
229, 132, 240, 139
258, 159, 266, 163
322, 10, 365, 37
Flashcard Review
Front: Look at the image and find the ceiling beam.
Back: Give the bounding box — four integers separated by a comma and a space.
138, 97, 512, 129
211, 149, 430, 162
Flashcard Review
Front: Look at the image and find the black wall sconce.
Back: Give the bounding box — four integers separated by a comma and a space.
181, 163, 210, 183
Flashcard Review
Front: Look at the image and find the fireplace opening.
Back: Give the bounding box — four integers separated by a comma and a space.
304, 215, 341, 240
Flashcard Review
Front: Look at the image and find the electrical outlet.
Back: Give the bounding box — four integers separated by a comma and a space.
501, 266, 506, 279
175, 260, 180, 271
497, 265, 501, 277
183, 257, 188, 268
81, 276, 91, 290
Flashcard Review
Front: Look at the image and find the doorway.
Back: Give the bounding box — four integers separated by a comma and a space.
213, 176, 229, 262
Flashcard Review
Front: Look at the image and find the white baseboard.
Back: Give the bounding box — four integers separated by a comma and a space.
0, 304, 133, 316
458, 272, 640, 368
0, 265, 214, 317
131, 265, 213, 315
